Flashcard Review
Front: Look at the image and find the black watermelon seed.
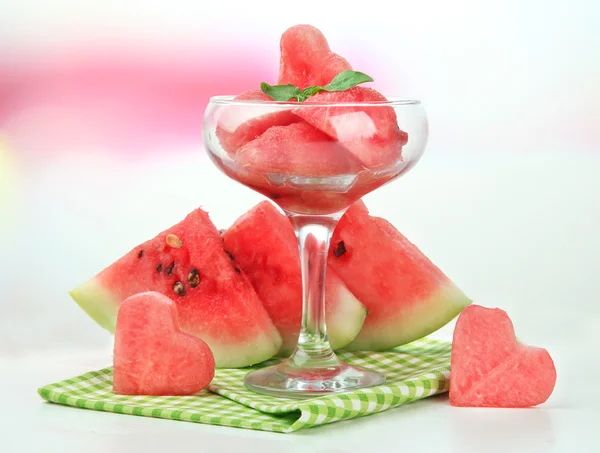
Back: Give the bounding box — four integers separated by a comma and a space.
173, 281, 186, 296
218, 229, 225, 235
137, 250, 144, 259
225, 250, 235, 261
187, 268, 200, 287
156, 264, 163, 273
166, 262, 175, 276
234, 267, 241, 274
333, 241, 347, 257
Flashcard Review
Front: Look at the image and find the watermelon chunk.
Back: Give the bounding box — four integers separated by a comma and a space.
215, 89, 299, 154
329, 201, 471, 350
235, 121, 362, 177
70, 208, 282, 368
450, 305, 557, 407
295, 87, 408, 169
278, 24, 352, 88
113, 292, 215, 396
319, 52, 355, 89
222, 201, 367, 355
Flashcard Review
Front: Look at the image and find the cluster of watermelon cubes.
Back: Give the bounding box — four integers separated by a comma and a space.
215, 25, 409, 182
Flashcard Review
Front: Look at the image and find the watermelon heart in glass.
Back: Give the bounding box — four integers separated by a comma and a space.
202, 95, 428, 398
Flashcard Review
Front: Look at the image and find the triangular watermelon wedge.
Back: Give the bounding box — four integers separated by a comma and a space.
222, 201, 367, 355
70, 208, 282, 368
329, 201, 472, 350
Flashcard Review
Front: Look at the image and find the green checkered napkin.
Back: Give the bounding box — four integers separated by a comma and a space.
38, 338, 451, 433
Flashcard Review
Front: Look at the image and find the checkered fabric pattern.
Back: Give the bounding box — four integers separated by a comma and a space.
38, 338, 451, 433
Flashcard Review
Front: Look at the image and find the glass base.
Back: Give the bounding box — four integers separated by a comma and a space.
244, 359, 386, 399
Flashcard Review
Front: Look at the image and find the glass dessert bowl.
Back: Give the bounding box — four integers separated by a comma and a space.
202, 95, 428, 398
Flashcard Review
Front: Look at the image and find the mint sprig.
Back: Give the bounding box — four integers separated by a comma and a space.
260, 70, 374, 102
259, 84, 303, 102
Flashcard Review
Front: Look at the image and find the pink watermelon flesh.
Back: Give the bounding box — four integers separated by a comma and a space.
278, 24, 352, 88
235, 121, 363, 177
222, 201, 367, 355
450, 305, 556, 408
215, 89, 299, 154
320, 52, 354, 87
70, 208, 282, 368
113, 292, 215, 396
295, 87, 409, 169
329, 200, 471, 350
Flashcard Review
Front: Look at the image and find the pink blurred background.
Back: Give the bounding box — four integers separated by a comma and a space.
1, 0, 599, 355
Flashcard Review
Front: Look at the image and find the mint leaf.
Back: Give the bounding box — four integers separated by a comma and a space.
260, 82, 302, 101
260, 70, 374, 102
323, 70, 373, 92
301, 85, 324, 98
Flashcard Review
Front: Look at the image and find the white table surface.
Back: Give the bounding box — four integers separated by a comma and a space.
1, 335, 598, 453
1, 150, 599, 452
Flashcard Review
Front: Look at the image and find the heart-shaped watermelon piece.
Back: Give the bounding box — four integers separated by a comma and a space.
278, 24, 352, 88
450, 305, 556, 408
113, 292, 215, 396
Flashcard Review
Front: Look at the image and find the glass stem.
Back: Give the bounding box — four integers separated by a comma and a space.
285, 212, 344, 370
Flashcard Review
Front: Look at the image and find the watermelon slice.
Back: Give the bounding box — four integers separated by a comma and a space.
329, 201, 471, 350
278, 24, 352, 88
70, 208, 282, 368
295, 87, 409, 169
450, 305, 556, 407
235, 121, 362, 177
113, 292, 215, 396
222, 201, 367, 355
215, 89, 299, 154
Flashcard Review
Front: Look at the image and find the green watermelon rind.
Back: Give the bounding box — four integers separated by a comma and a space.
327, 284, 368, 351
274, 283, 367, 357
70, 278, 120, 333
342, 283, 472, 351
69, 278, 283, 369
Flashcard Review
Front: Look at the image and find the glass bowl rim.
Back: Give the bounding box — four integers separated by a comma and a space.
208, 95, 422, 107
